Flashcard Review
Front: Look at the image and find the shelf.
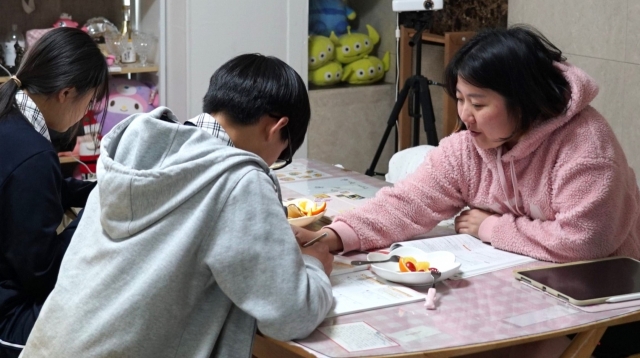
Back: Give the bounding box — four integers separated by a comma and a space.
59, 156, 78, 164
0, 64, 158, 83
108, 64, 159, 75
309, 81, 395, 92
405, 30, 446, 44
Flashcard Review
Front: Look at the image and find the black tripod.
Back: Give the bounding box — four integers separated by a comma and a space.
366, 12, 440, 177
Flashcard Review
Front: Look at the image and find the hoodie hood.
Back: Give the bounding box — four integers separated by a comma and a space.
97, 107, 271, 239
476, 62, 599, 215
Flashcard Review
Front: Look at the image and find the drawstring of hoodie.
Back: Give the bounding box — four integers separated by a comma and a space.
496, 146, 525, 216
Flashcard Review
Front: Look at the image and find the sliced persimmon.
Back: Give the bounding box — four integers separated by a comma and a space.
310, 202, 327, 216
398, 256, 417, 272
415, 261, 430, 272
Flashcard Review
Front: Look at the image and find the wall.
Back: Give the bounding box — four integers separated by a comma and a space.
348, 0, 398, 84
165, 0, 309, 157
0, 1, 121, 39
509, 0, 640, 180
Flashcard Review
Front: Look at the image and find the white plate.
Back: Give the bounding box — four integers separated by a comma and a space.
367, 247, 461, 286
284, 199, 327, 227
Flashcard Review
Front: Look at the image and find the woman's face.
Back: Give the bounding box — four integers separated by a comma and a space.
455, 76, 519, 150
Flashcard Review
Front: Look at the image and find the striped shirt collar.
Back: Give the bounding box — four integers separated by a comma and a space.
185, 113, 234, 147
15, 90, 51, 141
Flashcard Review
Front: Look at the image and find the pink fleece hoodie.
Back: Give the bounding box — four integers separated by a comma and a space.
329, 63, 640, 263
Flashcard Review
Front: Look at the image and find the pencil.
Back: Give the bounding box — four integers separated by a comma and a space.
302, 232, 328, 248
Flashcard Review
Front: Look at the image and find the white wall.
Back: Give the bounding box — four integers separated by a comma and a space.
509, 0, 640, 185
165, 0, 309, 157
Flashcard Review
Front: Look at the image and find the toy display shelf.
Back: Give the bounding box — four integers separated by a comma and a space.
0, 64, 159, 83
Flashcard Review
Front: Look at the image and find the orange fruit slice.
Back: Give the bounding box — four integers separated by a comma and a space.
310, 202, 327, 216
415, 261, 430, 272
398, 256, 417, 272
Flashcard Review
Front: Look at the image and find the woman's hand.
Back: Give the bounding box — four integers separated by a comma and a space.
291, 226, 344, 252
454, 208, 493, 240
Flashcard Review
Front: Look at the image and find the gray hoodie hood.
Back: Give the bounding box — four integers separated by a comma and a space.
97, 107, 273, 239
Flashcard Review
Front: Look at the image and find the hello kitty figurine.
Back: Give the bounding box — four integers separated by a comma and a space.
101, 78, 159, 135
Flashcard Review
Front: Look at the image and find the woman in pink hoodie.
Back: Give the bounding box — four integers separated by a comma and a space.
296, 25, 640, 357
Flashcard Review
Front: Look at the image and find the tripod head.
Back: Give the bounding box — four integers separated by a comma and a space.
400, 11, 435, 47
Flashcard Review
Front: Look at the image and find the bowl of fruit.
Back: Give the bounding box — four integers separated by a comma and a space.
366, 247, 460, 286
284, 198, 327, 227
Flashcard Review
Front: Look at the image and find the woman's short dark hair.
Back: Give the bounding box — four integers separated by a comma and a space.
444, 25, 571, 138
0, 27, 109, 128
202, 53, 311, 156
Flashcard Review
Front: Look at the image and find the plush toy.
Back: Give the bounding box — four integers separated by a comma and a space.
309, 61, 343, 86
309, 0, 356, 37
53, 13, 79, 28
101, 78, 159, 135
330, 25, 380, 64
308, 35, 335, 71
342, 52, 390, 85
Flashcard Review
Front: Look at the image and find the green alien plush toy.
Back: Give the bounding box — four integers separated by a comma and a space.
309, 60, 343, 86
308, 35, 335, 71
342, 51, 390, 85
330, 25, 380, 64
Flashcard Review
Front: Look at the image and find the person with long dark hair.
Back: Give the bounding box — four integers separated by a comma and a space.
295, 25, 640, 357
0, 27, 109, 357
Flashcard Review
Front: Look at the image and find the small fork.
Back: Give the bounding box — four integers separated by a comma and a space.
425, 268, 441, 310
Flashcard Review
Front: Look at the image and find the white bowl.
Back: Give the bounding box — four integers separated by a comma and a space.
367, 247, 461, 286
284, 199, 327, 227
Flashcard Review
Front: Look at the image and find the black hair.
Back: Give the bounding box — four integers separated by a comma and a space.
0, 27, 109, 131
444, 25, 571, 138
203, 53, 311, 156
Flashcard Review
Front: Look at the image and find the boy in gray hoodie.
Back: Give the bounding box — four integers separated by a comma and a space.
20, 54, 334, 358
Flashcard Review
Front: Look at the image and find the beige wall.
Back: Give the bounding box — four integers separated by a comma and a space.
509, 0, 640, 180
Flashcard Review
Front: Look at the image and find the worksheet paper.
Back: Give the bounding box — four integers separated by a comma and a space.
327, 270, 425, 318
390, 234, 536, 279
317, 322, 398, 352
330, 255, 369, 277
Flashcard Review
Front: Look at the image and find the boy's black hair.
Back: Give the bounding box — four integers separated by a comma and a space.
0, 28, 109, 129
203, 53, 311, 157
444, 25, 571, 139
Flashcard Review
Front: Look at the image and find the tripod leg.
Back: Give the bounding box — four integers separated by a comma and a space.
365, 78, 415, 177
417, 77, 439, 146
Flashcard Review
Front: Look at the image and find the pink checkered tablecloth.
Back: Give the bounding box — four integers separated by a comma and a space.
278, 159, 640, 357
290, 262, 640, 357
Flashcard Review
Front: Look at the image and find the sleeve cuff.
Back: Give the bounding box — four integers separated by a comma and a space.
478, 214, 499, 243
325, 221, 360, 253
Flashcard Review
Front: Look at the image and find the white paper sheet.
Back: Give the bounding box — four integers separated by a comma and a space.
391, 234, 536, 279
318, 322, 398, 352
330, 255, 368, 277
503, 305, 578, 327
327, 271, 425, 317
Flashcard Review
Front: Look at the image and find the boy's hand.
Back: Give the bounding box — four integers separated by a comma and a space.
291, 225, 344, 252
291, 226, 317, 246
300, 242, 333, 276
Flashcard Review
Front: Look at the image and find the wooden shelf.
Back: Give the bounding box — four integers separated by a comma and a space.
405, 30, 446, 44
59, 156, 78, 164
0, 64, 158, 83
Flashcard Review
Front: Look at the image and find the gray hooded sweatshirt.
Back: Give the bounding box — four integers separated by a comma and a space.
21, 108, 333, 358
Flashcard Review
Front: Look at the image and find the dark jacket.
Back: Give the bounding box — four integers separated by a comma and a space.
0, 109, 96, 348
